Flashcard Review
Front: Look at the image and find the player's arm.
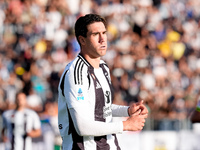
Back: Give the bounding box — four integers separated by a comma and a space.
69, 105, 147, 135
26, 111, 41, 138
65, 70, 147, 136
111, 104, 129, 117
67, 90, 147, 136
111, 101, 148, 131
112, 100, 148, 117
69, 107, 123, 136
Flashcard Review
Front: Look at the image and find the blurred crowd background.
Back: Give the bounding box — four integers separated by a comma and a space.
0, 0, 200, 149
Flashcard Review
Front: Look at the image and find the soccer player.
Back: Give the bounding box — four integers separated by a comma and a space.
58, 14, 148, 150
1, 91, 41, 150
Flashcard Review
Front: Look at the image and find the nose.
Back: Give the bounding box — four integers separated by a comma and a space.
99, 33, 106, 43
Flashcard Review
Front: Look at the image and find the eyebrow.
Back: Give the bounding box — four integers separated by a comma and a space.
90, 30, 107, 35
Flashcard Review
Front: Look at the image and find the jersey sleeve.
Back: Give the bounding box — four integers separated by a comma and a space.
111, 104, 129, 117
64, 69, 90, 109
69, 107, 123, 136
26, 110, 41, 132
32, 111, 41, 129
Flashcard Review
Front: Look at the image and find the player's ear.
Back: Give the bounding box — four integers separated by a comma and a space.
79, 36, 86, 45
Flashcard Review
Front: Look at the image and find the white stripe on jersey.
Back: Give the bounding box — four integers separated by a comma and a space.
83, 136, 96, 150
107, 134, 118, 150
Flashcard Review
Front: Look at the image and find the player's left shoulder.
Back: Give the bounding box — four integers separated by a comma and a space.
2, 109, 15, 118
100, 60, 108, 68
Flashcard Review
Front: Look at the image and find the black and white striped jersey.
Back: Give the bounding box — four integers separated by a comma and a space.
58, 54, 129, 150
2, 109, 41, 150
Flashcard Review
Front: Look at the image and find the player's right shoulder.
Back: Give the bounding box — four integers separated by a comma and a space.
65, 55, 89, 85
2, 109, 15, 117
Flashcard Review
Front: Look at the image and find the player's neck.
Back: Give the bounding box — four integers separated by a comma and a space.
81, 53, 100, 68
16, 106, 25, 111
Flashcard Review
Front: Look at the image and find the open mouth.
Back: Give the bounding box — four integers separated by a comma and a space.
100, 45, 106, 49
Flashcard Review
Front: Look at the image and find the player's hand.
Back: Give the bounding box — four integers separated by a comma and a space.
2, 136, 9, 143
128, 100, 148, 116
123, 109, 148, 131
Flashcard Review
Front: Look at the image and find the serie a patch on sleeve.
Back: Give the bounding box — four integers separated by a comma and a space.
77, 88, 84, 100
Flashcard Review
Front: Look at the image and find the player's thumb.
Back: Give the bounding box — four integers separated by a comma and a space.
136, 100, 144, 106
133, 109, 141, 116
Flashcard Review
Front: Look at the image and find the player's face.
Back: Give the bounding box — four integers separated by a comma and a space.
84, 22, 107, 58
16, 93, 27, 107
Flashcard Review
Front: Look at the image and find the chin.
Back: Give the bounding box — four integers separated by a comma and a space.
100, 50, 107, 56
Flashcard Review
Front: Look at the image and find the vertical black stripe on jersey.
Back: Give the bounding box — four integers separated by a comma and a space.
101, 64, 121, 150
100, 64, 114, 102
74, 58, 81, 84
77, 61, 84, 85
88, 66, 110, 150
78, 54, 90, 66
60, 70, 68, 97
23, 113, 27, 150
113, 134, 121, 150
88, 66, 105, 121
67, 107, 84, 150
11, 123, 15, 150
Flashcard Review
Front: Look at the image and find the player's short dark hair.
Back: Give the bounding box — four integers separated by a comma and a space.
75, 14, 107, 45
